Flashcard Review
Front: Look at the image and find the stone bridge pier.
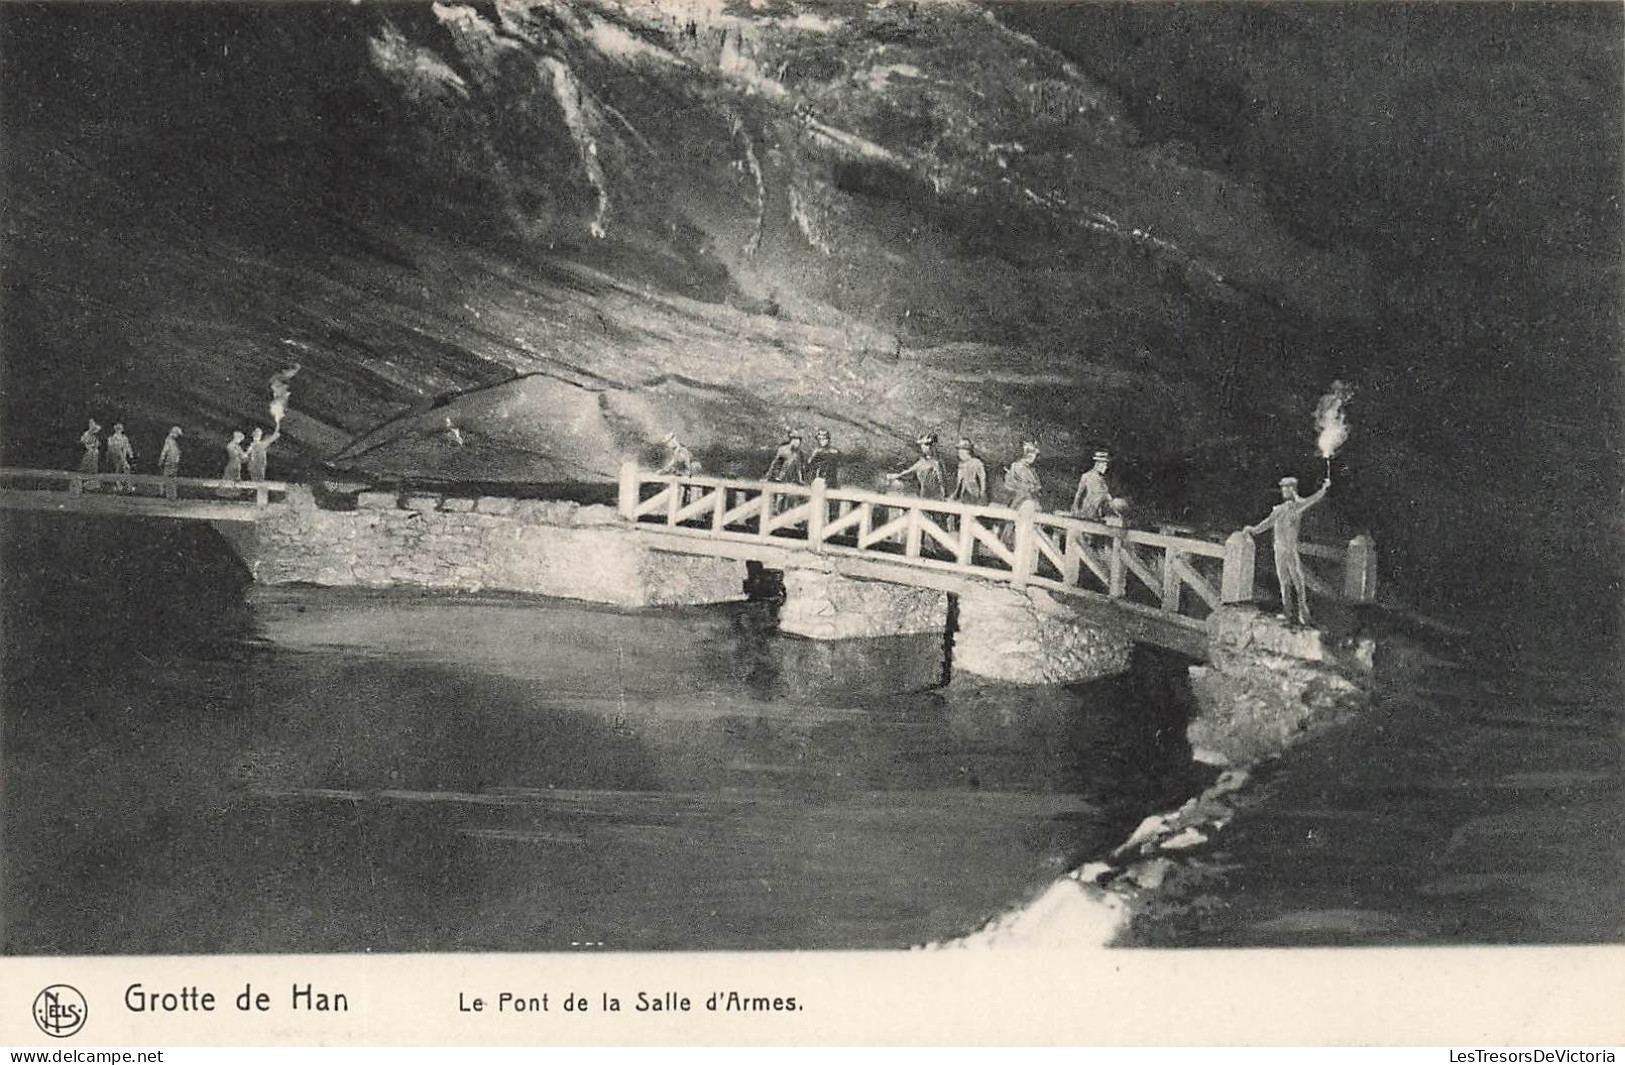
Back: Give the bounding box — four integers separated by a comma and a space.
777, 565, 1134, 686
777, 565, 949, 640
951, 585, 1133, 685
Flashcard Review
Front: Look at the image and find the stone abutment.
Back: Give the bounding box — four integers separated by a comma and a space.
1186, 604, 1375, 765
229, 486, 746, 608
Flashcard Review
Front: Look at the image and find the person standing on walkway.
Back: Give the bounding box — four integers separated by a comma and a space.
220, 430, 249, 496
762, 427, 806, 521
78, 419, 103, 473
658, 432, 696, 476
1244, 472, 1331, 626
803, 427, 844, 534
246, 426, 280, 482
158, 427, 183, 499
805, 428, 841, 488
763, 428, 806, 485
77, 419, 103, 489
1071, 449, 1123, 520
106, 423, 136, 492
951, 438, 987, 505
659, 431, 700, 506
999, 441, 1044, 551
1002, 441, 1043, 508
887, 433, 946, 499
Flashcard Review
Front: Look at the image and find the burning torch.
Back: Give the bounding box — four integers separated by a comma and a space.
1314, 380, 1355, 485
269, 363, 301, 429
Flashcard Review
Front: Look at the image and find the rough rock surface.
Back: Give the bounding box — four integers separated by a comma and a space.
247, 486, 744, 607
5, 4, 1618, 639
1186, 605, 1374, 766
928, 877, 1130, 951
952, 584, 1132, 685
1, 0, 1381, 501
932, 766, 1254, 949
777, 566, 947, 640
934, 604, 1386, 949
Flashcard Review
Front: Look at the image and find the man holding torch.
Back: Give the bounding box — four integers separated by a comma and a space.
1244, 471, 1331, 626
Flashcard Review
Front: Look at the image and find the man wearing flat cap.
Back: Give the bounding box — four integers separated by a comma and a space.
887, 433, 946, 499
764, 427, 806, 485
951, 438, 987, 505
1072, 449, 1124, 521
1244, 471, 1332, 625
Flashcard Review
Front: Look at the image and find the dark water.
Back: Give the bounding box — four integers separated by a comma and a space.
1136, 610, 1625, 947
1, 515, 1199, 954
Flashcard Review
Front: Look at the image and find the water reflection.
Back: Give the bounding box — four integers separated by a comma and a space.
3, 516, 1197, 953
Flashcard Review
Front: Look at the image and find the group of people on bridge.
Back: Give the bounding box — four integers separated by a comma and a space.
661, 427, 1130, 521
75, 418, 280, 494
657, 426, 1335, 626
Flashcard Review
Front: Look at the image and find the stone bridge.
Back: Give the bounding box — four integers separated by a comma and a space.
0, 463, 1377, 691
617, 463, 1376, 684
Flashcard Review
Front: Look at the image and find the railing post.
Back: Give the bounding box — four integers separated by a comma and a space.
666, 479, 682, 525
618, 460, 639, 521
256, 482, 270, 507
1221, 530, 1257, 604
759, 485, 775, 538
807, 477, 827, 550
957, 511, 975, 565
1012, 500, 1038, 587
1161, 548, 1183, 613
904, 506, 923, 559
1344, 533, 1377, 603
712, 486, 727, 532
1061, 527, 1083, 585
1108, 525, 1127, 598
68, 475, 83, 497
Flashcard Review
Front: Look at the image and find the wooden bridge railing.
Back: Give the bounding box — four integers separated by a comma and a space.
0, 467, 291, 506
619, 462, 1376, 629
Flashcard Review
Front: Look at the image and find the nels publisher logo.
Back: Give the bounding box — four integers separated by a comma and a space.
33, 984, 88, 1038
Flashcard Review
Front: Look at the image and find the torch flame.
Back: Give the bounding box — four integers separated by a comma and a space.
1314, 380, 1355, 459
269, 363, 301, 428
